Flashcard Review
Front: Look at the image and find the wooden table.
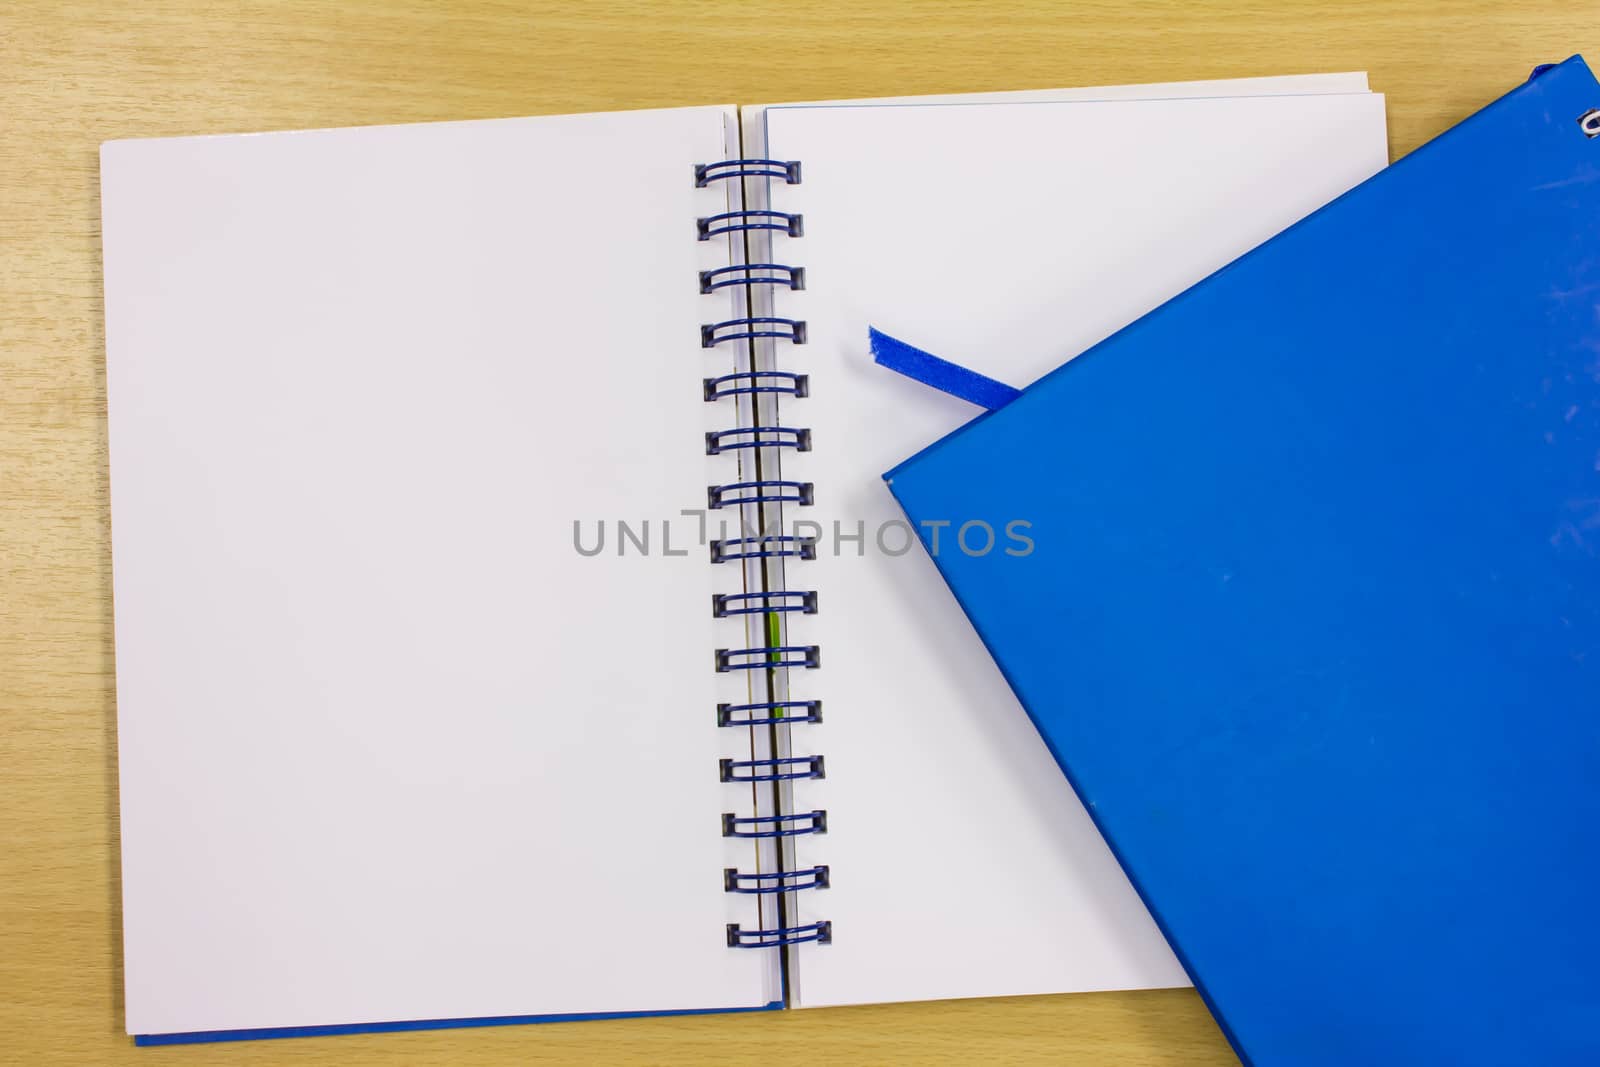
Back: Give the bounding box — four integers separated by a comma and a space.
2, 2, 1588, 1062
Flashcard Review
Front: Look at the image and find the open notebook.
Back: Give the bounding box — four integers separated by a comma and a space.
100, 75, 1387, 1042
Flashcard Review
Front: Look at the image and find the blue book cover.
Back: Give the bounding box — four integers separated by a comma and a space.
885, 56, 1600, 1066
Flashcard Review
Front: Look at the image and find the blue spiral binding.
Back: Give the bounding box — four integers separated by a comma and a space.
727, 921, 832, 948
720, 755, 825, 783
695, 158, 802, 187
717, 701, 823, 727
707, 480, 813, 509
700, 264, 806, 294
722, 809, 827, 836
709, 535, 817, 564
716, 646, 820, 672
705, 426, 811, 455
703, 371, 809, 401
701, 317, 808, 348
698, 209, 804, 241
724, 866, 830, 894
712, 591, 817, 618
700, 154, 827, 950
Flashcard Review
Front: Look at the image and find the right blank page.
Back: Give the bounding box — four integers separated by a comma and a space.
763, 90, 1389, 1007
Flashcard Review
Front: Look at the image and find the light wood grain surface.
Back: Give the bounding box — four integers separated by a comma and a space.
2, 2, 1591, 1062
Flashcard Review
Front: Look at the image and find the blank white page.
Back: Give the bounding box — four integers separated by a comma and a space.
102, 107, 776, 1037
759, 91, 1389, 1007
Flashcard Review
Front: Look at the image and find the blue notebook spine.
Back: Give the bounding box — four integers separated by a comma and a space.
698, 158, 830, 952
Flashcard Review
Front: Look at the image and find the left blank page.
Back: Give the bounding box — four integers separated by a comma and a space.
102, 107, 774, 1038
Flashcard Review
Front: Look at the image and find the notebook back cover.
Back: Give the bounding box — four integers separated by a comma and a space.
886, 57, 1600, 1065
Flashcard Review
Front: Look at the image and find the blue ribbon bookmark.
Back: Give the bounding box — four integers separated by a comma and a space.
868, 327, 1022, 411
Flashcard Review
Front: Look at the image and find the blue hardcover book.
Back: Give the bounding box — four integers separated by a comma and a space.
885, 57, 1600, 1066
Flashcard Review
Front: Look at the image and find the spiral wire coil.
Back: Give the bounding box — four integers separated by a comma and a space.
702, 159, 829, 950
